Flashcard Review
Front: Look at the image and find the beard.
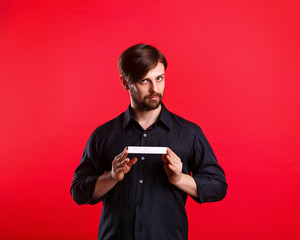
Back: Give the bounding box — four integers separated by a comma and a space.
132, 92, 163, 111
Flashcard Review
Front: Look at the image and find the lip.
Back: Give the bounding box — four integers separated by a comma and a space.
149, 96, 158, 100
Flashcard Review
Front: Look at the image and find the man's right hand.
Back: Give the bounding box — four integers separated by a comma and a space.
110, 147, 138, 182
92, 147, 138, 200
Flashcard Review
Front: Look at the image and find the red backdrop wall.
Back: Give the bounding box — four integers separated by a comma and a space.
1, 0, 299, 239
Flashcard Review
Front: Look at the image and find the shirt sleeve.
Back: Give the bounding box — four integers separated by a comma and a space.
189, 127, 228, 204
70, 130, 106, 205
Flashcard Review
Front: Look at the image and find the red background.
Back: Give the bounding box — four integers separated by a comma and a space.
1, 0, 299, 239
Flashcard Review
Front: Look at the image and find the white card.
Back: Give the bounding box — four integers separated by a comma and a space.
127, 146, 167, 154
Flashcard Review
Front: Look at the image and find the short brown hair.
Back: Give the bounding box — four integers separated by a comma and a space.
118, 43, 167, 83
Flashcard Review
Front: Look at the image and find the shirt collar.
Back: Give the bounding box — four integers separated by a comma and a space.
122, 102, 172, 130
158, 103, 172, 130
123, 105, 134, 129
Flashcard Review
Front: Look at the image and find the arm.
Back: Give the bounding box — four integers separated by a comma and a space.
71, 130, 137, 205
190, 127, 227, 203
92, 148, 138, 200
162, 148, 199, 198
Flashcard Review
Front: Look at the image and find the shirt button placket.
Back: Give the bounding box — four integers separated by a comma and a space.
141, 132, 148, 146
135, 131, 148, 239
139, 133, 146, 191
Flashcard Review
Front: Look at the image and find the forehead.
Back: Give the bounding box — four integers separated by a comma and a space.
143, 62, 165, 79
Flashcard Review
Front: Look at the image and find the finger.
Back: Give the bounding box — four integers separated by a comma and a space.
166, 154, 176, 165
117, 158, 129, 168
127, 157, 138, 168
123, 158, 138, 174
121, 147, 129, 159
168, 163, 177, 172
166, 147, 172, 156
161, 154, 169, 163
167, 148, 177, 158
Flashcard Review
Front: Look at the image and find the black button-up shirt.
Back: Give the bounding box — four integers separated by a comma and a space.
71, 103, 227, 240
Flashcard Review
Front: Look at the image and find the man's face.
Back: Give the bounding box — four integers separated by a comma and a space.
127, 62, 165, 111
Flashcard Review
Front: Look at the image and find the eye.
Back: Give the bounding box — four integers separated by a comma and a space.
157, 76, 164, 81
139, 79, 148, 84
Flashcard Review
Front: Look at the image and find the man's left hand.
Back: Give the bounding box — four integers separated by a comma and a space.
162, 148, 183, 185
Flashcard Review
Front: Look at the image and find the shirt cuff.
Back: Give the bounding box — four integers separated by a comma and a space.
191, 176, 227, 204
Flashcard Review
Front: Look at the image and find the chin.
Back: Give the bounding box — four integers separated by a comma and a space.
139, 101, 161, 111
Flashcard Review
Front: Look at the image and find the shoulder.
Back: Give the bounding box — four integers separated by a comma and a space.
91, 112, 125, 139
167, 109, 203, 135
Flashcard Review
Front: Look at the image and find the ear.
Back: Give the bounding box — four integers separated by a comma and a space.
120, 75, 129, 91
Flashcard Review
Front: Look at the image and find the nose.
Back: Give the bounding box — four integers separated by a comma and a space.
150, 81, 158, 92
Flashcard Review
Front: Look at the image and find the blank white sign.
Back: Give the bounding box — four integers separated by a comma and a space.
127, 146, 167, 154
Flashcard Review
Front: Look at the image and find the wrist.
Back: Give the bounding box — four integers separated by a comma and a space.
169, 173, 183, 186
108, 171, 117, 181
109, 170, 122, 182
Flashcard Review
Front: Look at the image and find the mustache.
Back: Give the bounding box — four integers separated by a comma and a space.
144, 93, 162, 100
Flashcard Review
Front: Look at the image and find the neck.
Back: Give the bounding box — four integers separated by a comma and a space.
131, 104, 162, 130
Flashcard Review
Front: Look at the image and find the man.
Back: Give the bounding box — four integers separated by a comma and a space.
71, 43, 227, 240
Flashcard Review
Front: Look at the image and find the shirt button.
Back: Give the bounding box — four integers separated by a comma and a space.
141, 156, 145, 160
139, 180, 143, 184
143, 133, 147, 137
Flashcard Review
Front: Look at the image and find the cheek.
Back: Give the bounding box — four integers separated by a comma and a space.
136, 86, 147, 95
130, 86, 144, 99
159, 82, 165, 92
